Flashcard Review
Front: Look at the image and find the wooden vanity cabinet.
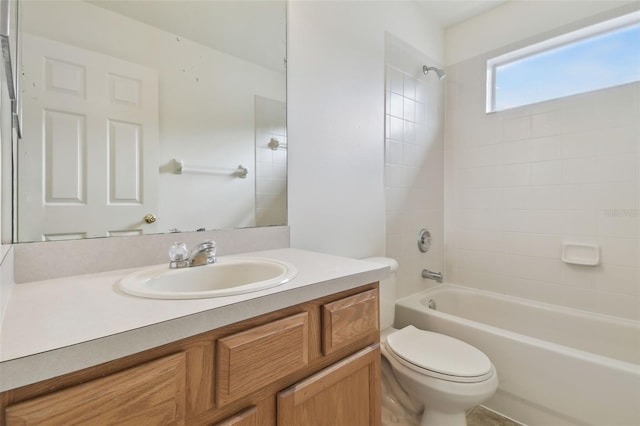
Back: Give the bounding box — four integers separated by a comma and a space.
0, 283, 381, 426
277, 345, 381, 426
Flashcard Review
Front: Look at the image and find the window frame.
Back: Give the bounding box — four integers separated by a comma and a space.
486, 10, 640, 113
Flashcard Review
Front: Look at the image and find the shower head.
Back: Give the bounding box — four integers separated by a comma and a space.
423, 65, 446, 80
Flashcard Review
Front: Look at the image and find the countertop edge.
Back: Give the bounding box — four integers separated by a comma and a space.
0, 267, 385, 392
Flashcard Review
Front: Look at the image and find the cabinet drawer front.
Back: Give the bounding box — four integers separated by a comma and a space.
5, 352, 186, 426
322, 288, 379, 355
216, 312, 309, 406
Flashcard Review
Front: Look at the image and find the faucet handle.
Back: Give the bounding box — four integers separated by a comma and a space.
169, 242, 189, 268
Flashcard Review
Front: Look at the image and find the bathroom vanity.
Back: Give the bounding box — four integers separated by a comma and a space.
0, 249, 386, 425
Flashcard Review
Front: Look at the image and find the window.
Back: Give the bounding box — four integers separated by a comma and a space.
487, 11, 640, 112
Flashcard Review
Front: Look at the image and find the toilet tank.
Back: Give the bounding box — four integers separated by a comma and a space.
362, 257, 398, 330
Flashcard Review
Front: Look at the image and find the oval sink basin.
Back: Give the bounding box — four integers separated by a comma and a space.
118, 257, 297, 299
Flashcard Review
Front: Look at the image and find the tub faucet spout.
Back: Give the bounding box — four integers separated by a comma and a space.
422, 269, 443, 283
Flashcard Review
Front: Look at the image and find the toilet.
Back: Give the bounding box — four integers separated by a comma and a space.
365, 257, 498, 426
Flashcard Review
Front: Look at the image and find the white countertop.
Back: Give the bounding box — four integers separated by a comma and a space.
0, 248, 388, 391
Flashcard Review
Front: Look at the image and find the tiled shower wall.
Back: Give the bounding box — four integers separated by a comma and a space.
445, 53, 640, 320
255, 96, 287, 227
385, 34, 445, 299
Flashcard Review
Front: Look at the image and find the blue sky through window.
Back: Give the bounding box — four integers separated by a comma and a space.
493, 22, 640, 111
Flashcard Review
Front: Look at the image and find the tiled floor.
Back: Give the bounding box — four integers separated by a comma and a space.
467, 406, 523, 426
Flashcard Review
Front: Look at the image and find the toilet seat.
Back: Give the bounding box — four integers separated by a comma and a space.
386, 325, 494, 383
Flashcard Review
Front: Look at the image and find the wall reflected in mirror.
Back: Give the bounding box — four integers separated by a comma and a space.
16, 0, 287, 243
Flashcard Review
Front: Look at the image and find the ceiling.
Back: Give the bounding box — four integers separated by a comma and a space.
87, 0, 508, 72
415, 0, 509, 27
87, 1, 287, 72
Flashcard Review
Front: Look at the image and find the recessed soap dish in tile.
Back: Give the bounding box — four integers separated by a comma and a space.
561, 242, 600, 266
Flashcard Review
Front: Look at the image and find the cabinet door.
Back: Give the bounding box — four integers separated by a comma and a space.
213, 405, 258, 426
322, 288, 379, 355
277, 344, 381, 426
5, 352, 186, 425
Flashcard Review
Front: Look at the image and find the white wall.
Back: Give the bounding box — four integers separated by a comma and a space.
288, 0, 443, 259
20, 1, 285, 236
444, 2, 640, 320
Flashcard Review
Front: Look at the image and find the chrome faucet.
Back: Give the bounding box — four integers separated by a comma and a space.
169, 240, 217, 268
422, 268, 443, 283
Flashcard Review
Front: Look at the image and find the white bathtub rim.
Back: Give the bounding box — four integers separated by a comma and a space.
403, 283, 639, 327
395, 284, 640, 375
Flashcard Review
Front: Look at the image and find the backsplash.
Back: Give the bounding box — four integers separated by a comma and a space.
13, 226, 290, 283
445, 50, 639, 320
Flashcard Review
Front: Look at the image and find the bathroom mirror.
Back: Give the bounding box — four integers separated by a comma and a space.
14, 0, 287, 242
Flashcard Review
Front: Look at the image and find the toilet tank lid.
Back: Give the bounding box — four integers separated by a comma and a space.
362, 257, 399, 272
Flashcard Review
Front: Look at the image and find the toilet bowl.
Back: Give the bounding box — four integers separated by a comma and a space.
382, 326, 498, 426
363, 257, 498, 426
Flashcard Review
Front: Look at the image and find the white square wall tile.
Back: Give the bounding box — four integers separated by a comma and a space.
385, 164, 405, 188
502, 163, 531, 187
403, 76, 416, 100
388, 66, 404, 95
403, 143, 416, 167
528, 185, 563, 210
385, 210, 403, 236
563, 158, 600, 184
415, 80, 427, 104
561, 210, 598, 236
598, 182, 639, 210
531, 160, 562, 185
532, 110, 562, 138
530, 210, 564, 234
403, 121, 416, 144
502, 140, 531, 164
562, 95, 599, 133
389, 92, 404, 118
598, 209, 639, 238
403, 98, 416, 122
599, 125, 640, 156
598, 155, 638, 183
529, 234, 562, 258
531, 135, 562, 161
597, 264, 639, 296
597, 84, 639, 128
385, 140, 404, 165
388, 116, 404, 141
385, 187, 407, 212
562, 131, 599, 159
600, 237, 639, 267
561, 184, 599, 210
415, 102, 426, 125
502, 232, 532, 256
502, 115, 531, 141
503, 187, 530, 209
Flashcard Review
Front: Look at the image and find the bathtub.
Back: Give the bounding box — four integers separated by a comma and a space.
394, 284, 640, 426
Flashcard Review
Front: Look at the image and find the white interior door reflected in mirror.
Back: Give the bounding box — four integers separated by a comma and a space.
18, 34, 159, 241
